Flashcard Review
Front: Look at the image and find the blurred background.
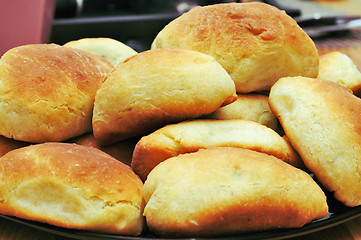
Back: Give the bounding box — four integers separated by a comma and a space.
1, 0, 361, 55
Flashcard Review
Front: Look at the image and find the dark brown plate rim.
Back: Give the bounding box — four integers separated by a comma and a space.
1, 200, 361, 240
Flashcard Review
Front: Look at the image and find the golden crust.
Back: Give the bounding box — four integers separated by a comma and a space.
151, 2, 319, 93
131, 119, 304, 181
92, 48, 237, 145
0, 142, 144, 235
0, 44, 113, 143
269, 76, 361, 207
64, 37, 137, 66
143, 147, 328, 237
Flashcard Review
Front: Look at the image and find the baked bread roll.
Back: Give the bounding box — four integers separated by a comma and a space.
0, 44, 113, 143
143, 147, 328, 237
69, 133, 139, 166
269, 76, 361, 207
318, 51, 361, 95
92, 48, 237, 145
132, 119, 303, 181
207, 94, 280, 132
64, 37, 137, 66
0, 142, 144, 235
151, 2, 319, 93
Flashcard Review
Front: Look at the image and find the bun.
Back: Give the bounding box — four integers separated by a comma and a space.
132, 119, 304, 181
318, 51, 361, 95
0, 44, 113, 143
151, 2, 319, 93
92, 48, 237, 145
269, 76, 361, 207
143, 147, 328, 237
207, 94, 280, 132
64, 37, 137, 66
0, 142, 144, 235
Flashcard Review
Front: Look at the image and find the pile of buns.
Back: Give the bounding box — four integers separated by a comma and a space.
0, 1, 361, 238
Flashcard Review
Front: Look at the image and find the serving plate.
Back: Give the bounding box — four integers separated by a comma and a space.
1, 188, 361, 240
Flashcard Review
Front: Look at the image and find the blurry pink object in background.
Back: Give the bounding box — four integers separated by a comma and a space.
0, 0, 55, 56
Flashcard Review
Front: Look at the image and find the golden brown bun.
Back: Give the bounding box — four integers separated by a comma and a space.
151, 2, 319, 93
269, 76, 361, 207
143, 147, 328, 237
132, 119, 304, 181
92, 48, 237, 145
0, 44, 113, 143
318, 51, 361, 95
64, 37, 137, 66
207, 94, 280, 132
69, 133, 139, 166
0, 142, 144, 235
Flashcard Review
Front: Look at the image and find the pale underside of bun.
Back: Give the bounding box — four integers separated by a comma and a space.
64, 37, 138, 66
318, 51, 361, 94
207, 93, 280, 132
